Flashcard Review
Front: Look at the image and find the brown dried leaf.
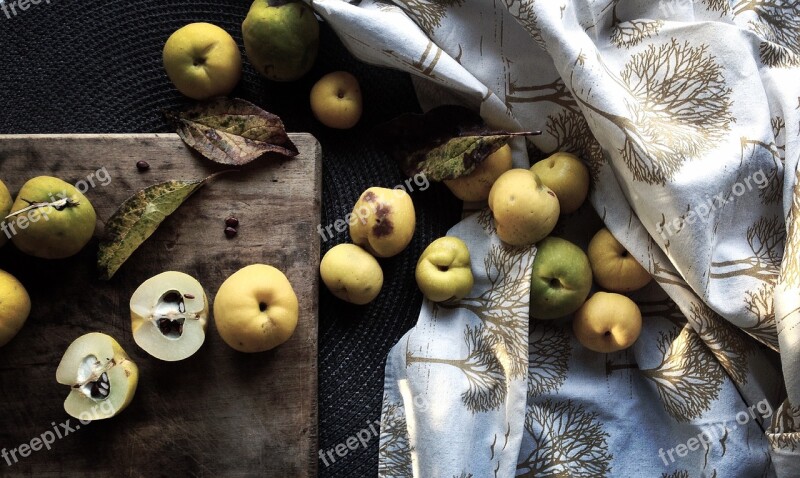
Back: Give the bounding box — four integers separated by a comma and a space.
376, 105, 539, 181
164, 98, 298, 165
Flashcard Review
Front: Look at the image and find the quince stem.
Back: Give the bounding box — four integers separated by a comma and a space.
4, 197, 79, 219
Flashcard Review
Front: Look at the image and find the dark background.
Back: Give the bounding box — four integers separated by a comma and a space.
0, 1, 461, 476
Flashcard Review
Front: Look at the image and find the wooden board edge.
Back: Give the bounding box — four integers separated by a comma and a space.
0, 133, 315, 141
307, 134, 322, 476
0, 133, 178, 140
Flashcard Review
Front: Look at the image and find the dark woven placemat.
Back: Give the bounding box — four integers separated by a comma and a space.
0, 1, 462, 476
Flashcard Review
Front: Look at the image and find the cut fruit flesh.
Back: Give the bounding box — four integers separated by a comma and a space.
75, 355, 111, 399
56, 332, 138, 421
153, 290, 187, 338
130, 271, 209, 361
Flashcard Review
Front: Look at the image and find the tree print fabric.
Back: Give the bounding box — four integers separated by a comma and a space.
310, 0, 800, 476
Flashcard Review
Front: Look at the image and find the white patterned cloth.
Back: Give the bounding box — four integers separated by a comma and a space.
311, 0, 800, 476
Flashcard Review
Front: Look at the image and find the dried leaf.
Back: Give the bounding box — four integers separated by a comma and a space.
406, 133, 532, 181
376, 105, 540, 181
164, 98, 298, 165
97, 178, 208, 280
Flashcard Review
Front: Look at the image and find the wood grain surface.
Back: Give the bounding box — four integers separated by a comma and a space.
0, 134, 320, 477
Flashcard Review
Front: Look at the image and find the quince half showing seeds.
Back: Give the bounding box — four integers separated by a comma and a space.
55, 333, 139, 421
130, 271, 209, 362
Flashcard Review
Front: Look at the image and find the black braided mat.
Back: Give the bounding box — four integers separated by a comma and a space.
0, 1, 462, 476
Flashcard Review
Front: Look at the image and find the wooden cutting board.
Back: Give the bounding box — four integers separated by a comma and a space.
0, 134, 320, 477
